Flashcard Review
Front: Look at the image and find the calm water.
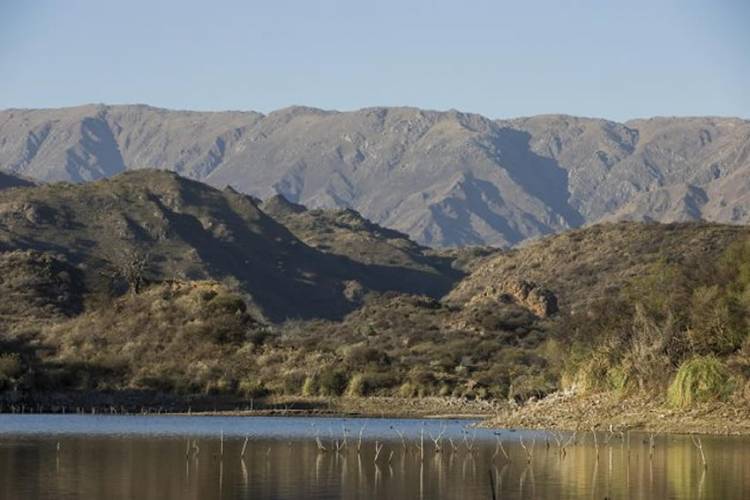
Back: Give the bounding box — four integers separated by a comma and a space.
0, 415, 748, 499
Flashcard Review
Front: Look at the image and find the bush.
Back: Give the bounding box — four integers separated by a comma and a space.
318, 368, 348, 396
302, 376, 319, 396
346, 372, 397, 396
239, 379, 268, 398
667, 356, 735, 407
207, 293, 247, 315
282, 370, 306, 394
688, 286, 745, 355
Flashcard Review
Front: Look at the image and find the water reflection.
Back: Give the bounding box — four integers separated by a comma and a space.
0, 415, 748, 499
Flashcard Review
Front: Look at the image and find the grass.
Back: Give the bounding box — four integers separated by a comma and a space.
668, 356, 735, 408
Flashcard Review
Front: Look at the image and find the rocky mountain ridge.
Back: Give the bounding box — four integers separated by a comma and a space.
1, 104, 748, 246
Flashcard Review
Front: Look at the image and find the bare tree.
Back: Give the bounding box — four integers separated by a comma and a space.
104, 247, 151, 296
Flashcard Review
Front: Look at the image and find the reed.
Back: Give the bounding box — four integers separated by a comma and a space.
374, 441, 384, 463
220, 430, 224, 458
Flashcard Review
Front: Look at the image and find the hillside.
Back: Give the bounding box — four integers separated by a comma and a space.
1, 105, 749, 246
448, 221, 750, 313
1, 192, 749, 422
0, 170, 458, 322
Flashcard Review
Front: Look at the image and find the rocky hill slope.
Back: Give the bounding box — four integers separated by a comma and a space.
1, 105, 748, 246
0, 170, 458, 322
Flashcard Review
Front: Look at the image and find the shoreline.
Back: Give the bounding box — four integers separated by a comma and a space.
483, 390, 750, 436
0, 392, 499, 420
3, 390, 749, 436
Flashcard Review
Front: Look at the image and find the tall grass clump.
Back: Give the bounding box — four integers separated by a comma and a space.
667, 356, 735, 407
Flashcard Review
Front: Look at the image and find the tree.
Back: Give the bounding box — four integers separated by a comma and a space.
105, 247, 151, 296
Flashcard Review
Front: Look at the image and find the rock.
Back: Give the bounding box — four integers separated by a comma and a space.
474, 279, 558, 317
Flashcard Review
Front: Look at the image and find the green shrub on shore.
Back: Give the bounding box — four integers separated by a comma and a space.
667, 356, 735, 407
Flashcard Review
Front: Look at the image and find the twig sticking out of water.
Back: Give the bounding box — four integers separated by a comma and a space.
429, 425, 447, 453
448, 437, 459, 453
691, 435, 707, 469
393, 427, 406, 451
560, 432, 576, 457
220, 430, 224, 458
341, 426, 349, 450
357, 425, 366, 454
591, 427, 599, 462
419, 429, 425, 462
493, 436, 509, 462
519, 437, 535, 463
185, 440, 191, 458
648, 433, 657, 461
192, 440, 200, 457
388, 450, 394, 464
463, 430, 477, 453
374, 441, 384, 463
315, 436, 327, 453
240, 436, 249, 458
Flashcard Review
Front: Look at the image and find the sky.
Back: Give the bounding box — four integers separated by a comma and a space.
1, 0, 748, 121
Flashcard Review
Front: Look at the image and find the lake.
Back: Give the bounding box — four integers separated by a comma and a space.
0, 415, 747, 499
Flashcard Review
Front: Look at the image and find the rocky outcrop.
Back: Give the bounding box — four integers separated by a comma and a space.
467, 279, 558, 317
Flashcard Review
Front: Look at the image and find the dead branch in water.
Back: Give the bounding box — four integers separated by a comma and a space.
691, 435, 707, 469
493, 435, 509, 462
519, 437, 535, 463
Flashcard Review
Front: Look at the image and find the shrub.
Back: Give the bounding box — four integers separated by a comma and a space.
398, 382, 418, 397
343, 345, 390, 368
239, 379, 268, 398
688, 286, 745, 355
667, 356, 735, 407
346, 372, 397, 396
282, 370, 306, 394
207, 293, 247, 315
318, 368, 348, 396
302, 376, 319, 396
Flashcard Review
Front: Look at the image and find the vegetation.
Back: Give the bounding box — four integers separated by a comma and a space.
562, 235, 750, 405
1, 173, 749, 415
667, 356, 734, 408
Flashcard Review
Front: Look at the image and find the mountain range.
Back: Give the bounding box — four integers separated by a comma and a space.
1, 104, 749, 246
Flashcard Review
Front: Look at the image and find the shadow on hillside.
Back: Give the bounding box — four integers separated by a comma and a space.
147, 191, 462, 322
492, 128, 584, 229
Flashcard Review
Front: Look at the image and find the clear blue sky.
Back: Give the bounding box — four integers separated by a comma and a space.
1, 0, 748, 121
